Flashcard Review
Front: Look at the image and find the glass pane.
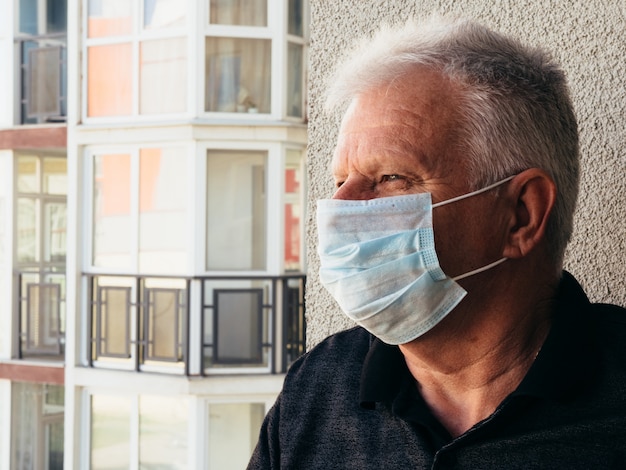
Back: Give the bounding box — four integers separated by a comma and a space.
209, 0, 267, 26
284, 150, 302, 271
139, 396, 188, 468
215, 290, 263, 364
288, 0, 304, 36
25, 283, 61, 354
17, 198, 38, 263
206, 151, 267, 270
19, 0, 38, 34
146, 289, 182, 360
91, 395, 131, 470
12, 383, 65, 470
139, 148, 187, 273
44, 202, 67, 263
27, 46, 61, 118
46, 419, 64, 470
43, 157, 67, 194
93, 154, 132, 269
208, 403, 265, 469
100, 286, 130, 357
140, 38, 187, 114
87, 0, 133, 38
88, 44, 133, 117
205, 38, 271, 113
17, 155, 39, 193
287, 43, 303, 118
47, 0, 68, 33
144, 0, 185, 30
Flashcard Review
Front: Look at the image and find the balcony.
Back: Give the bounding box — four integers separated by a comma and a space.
84, 273, 306, 375
16, 271, 66, 361
16, 35, 67, 124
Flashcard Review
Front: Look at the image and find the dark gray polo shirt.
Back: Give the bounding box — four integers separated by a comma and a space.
248, 272, 626, 469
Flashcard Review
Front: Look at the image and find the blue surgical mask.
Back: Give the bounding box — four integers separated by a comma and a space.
317, 176, 514, 345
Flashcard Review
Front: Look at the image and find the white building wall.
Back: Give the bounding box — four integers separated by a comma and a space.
306, 1, 626, 346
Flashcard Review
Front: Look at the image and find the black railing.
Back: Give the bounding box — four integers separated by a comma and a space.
16, 271, 66, 360
84, 273, 306, 376
15, 35, 67, 124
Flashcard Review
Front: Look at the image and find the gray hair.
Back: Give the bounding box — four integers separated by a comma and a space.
325, 16, 579, 268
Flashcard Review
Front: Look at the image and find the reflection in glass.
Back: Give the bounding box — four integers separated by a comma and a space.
140, 38, 187, 114
17, 198, 38, 263
287, 43, 304, 118
45, 202, 67, 262
87, 44, 133, 117
91, 395, 131, 470
139, 396, 188, 468
43, 158, 67, 195
92, 154, 132, 269
139, 148, 187, 273
288, 0, 304, 36
206, 151, 267, 270
209, 403, 265, 469
17, 155, 38, 193
12, 383, 65, 470
87, 0, 133, 38
205, 38, 271, 113
284, 150, 303, 270
209, 0, 267, 26
144, 0, 186, 29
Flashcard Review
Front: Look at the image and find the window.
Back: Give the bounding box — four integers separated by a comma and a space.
205, 38, 271, 114
12, 383, 64, 470
284, 149, 304, 271
286, 0, 307, 119
85, 0, 187, 118
15, 0, 68, 124
205, 0, 272, 115
206, 150, 266, 271
91, 147, 188, 273
208, 403, 265, 469
209, 0, 267, 26
90, 394, 188, 469
15, 154, 67, 358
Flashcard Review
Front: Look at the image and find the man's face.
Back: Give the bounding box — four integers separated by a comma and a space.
330, 69, 508, 280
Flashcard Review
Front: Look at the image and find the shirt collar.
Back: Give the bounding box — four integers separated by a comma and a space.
360, 271, 600, 407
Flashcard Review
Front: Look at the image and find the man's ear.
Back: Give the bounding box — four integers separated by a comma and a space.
502, 168, 557, 259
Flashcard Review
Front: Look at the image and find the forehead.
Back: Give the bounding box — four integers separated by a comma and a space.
332, 69, 464, 173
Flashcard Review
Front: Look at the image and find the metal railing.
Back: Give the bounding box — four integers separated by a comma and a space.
84, 273, 306, 376
16, 271, 66, 360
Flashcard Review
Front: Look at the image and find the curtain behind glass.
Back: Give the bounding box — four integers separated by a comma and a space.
209, 0, 267, 26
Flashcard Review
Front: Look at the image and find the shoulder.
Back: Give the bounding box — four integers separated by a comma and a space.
284, 326, 371, 388
590, 302, 626, 362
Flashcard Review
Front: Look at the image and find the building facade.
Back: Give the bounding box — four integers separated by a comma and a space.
0, 0, 308, 468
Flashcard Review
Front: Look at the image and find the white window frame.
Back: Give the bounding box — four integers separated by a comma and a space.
83, 142, 195, 276
81, 0, 194, 124
199, 0, 299, 121
197, 140, 281, 276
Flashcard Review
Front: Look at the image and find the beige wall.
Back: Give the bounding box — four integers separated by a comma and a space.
306, 1, 626, 346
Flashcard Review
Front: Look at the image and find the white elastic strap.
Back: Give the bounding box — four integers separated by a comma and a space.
432, 175, 516, 209
452, 257, 508, 282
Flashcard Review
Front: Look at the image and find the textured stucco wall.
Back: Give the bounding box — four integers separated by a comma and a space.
306, 0, 626, 347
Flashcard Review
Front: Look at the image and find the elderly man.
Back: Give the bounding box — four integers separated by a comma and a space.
248, 16, 626, 469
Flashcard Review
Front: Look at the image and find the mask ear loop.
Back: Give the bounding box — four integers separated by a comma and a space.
452, 257, 508, 281
432, 175, 516, 209
433, 175, 516, 281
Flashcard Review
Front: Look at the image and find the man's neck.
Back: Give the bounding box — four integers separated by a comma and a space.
399, 284, 554, 437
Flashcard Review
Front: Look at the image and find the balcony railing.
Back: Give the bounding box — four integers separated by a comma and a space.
15, 34, 67, 124
16, 271, 66, 360
84, 273, 306, 375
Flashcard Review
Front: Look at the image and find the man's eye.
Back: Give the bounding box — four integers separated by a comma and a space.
381, 174, 401, 182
